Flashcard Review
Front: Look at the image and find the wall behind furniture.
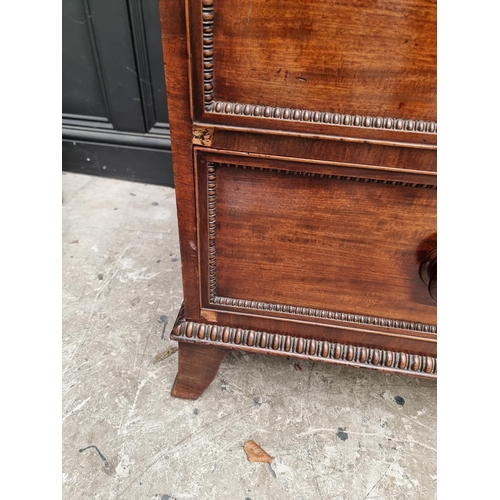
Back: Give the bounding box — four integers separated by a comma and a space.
62, 0, 174, 187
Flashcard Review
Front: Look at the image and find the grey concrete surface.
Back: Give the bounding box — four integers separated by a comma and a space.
62, 172, 437, 500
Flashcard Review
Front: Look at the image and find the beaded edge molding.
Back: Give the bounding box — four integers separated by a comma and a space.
171, 306, 437, 379
208, 101, 438, 134
207, 161, 437, 334
211, 163, 437, 189
200, 1, 437, 134
202, 0, 215, 108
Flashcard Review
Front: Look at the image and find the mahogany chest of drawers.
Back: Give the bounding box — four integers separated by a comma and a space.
159, 0, 437, 399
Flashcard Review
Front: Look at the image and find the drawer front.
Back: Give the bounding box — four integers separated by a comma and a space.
196, 150, 436, 340
188, 0, 437, 145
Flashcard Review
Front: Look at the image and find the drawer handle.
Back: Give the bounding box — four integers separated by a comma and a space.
419, 249, 437, 301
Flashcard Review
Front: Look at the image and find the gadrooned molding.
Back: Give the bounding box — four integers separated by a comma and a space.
206, 161, 437, 334
171, 306, 437, 379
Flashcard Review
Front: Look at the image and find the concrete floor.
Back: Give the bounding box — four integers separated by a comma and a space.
62, 172, 437, 500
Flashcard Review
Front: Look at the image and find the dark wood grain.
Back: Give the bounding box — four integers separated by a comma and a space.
194, 152, 436, 332
160, 0, 437, 398
199, 111, 437, 146
187, 0, 436, 144
171, 341, 227, 399
214, 164, 436, 324
208, 128, 437, 173
172, 306, 437, 380
198, 308, 436, 357
211, 0, 436, 120
160, 0, 202, 320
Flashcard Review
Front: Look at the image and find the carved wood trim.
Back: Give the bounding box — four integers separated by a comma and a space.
209, 101, 437, 134
212, 296, 437, 334
202, 0, 215, 109
171, 305, 437, 379
208, 163, 217, 300
198, 1, 437, 134
205, 161, 437, 334
213, 163, 437, 189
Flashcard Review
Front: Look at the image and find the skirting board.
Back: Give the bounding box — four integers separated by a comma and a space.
170, 304, 437, 379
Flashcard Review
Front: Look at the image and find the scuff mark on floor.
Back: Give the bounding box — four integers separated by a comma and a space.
62, 396, 90, 422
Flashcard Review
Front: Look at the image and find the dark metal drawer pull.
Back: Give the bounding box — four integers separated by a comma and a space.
419, 249, 437, 301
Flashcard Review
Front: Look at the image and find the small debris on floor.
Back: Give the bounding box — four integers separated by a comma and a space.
394, 396, 405, 406
294, 363, 302, 371
336, 428, 349, 441
243, 440, 272, 464
79, 445, 109, 468
153, 346, 179, 363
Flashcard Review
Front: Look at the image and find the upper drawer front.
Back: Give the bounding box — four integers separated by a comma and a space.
190, 0, 437, 145
196, 150, 436, 340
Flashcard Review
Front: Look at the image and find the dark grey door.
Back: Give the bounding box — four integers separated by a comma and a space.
62, 0, 173, 186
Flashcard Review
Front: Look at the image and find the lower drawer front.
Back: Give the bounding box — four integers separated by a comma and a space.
197, 151, 437, 337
